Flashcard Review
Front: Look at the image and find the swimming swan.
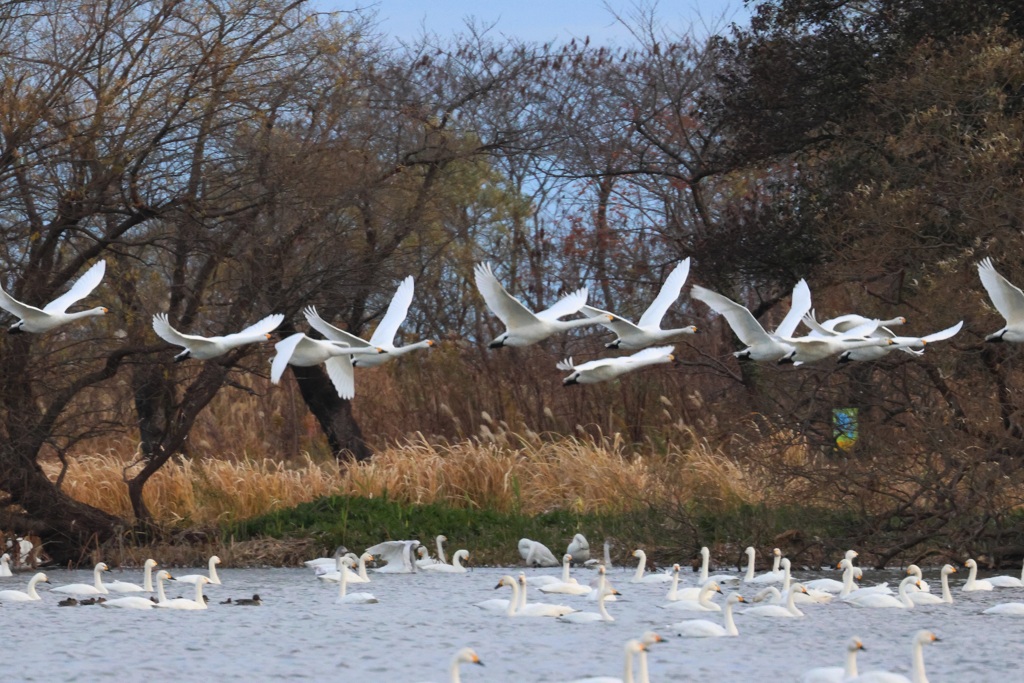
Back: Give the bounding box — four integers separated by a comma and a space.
631, 549, 673, 584
156, 576, 210, 609
101, 594, 157, 609
690, 280, 810, 361
423, 647, 483, 683
303, 279, 435, 367
908, 565, 955, 605
665, 564, 702, 601
580, 259, 697, 348
270, 333, 386, 399
515, 573, 577, 617
670, 593, 745, 637
801, 636, 865, 683
566, 638, 646, 683
963, 558, 994, 591
744, 547, 785, 584
152, 313, 283, 361
698, 546, 739, 585
0, 260, 107, 333
849, 576, 918, 609
845, 630, 938, 683
558, 567, 618, 623
335, 562, 378, 604
539, 554, 591, 595
978, 257, 1024, 342
177, 555, 222, 585
318, 553, 373, 583
107, 559, 158, 593
474, 262, 608, 348
52, 562, 110, 596
987, 558, 1024, 588
904, 564, 931, 594
558, 346, 675, 385
0, 572, 49, 601
741, 582, 807, 617
662, 581, 723, 612
365, 540, 420, 573
422, 549, 469, 574
0, 553, 12, 577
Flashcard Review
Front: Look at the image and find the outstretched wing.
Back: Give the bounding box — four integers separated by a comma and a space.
228, 313, 285, 340
978, 257, 1024, 326
474, 262, 538, 328
0, 284, 44, 320
151, 313, 208, 348
369, 276, 414, 346
638, 258, 690, 329
535, 287, 587, 322
324, 356, 355, 399
580, 304, 643, 337
774, 279, 812, 338
555, 357, 575, 372
303, 306, 371, 347
622, 345, 675, 365
691, 285, 773, 347
270, 333, 305, 384
44, 260, 106, 314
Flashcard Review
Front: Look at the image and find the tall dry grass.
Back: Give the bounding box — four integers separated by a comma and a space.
44, 429, 766, 526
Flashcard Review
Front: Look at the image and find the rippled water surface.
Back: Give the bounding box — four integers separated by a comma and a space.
4, 562, 1021, 681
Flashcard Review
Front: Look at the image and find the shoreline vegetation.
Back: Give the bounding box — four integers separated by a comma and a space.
38, 429, 1024, 571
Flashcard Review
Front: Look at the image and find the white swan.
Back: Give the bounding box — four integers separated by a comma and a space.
0, 572, 49, 601
849, 575, 918, 608
152, 569, 174, 604
415, 546, 439, 569
665, 564, 702, 601
424, 648, 483, 683
987, 558, 1024, 588
566, 639, 646, 683
744, 547, 785, 584
152, 313, 283, 361
318, 553, 373, 583
908, 565, 955, 605
177, 555, 222, 585
303, 279, 435, 367
820, 313, 964, 361
802, 636, 865, 683
0, 260, 107, 333
670, 593, 745, 637
519, 538, 560, 567
904, 565, 932, 593
698, 546, 739, 585
978, 257, 1024, 342
434, 535, 449, 565
741, 582, 806, 617
515, 573, 577, 617
0, 553, 12, 577
780, 558, 832, 603
846, 630, 939, 683
839, 559, 891, 600
423, 549, 469, 574
539, 554, 591, 595
474, 262, 608, 348
567, 534, 590, 564
270, 333, 386, 399
631, 549, 673, 584
661, 581, 722, 612
558, 346, 675, 386
304, 545, 348, 570
101, 594, 157, 609
963, 558, 994, 591
365, 540, 420, 573
691, 279, 810, 361
335, 561, 378, 604
559, 567, 617, 623
779, 317, 894, 364
804, 553, 858, 593
983, 601, 1024, 615
156, 576, 210, 610
580, 259, 697, 348
107, 559, 158, 593
52, 562, 110, 595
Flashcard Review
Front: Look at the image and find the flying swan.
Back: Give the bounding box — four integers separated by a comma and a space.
557, 346, 674, 385
0, 260, 108, 333
152, 313, 284, 361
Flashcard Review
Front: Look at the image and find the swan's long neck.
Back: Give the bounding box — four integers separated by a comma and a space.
1020, 559, 1024, 583
781, 561, 791, 593
437, 537, 447, 565
966, 562, 978, 587
898, 578, 914, 607
144, 564, 154, 592
156, 576, 168, 603
699, 584, 715, 608
27, 575, 41, 599
67, 308, 107, 322
449, 657, 463, 683
744, 550, 756, 581
556, 317, 606, 332
941, 570, 953, 603
633, 551, 647, 581
723, 599, 739, 636
453, 551, 465, 570
840, 561, 855, 597
517, 578, 528, 610
603, 540, 613, 568
94, 567, 107, 593
338, 565, 348, 599
504, 577, 520, 617
193, 580, 207, 606
911, 639, 929, 683
622, 647, 636, 683
562, 556, 571, 583
638, 648, 650, 683
771, 553, 781, 573
208, 558, 219, 583
786, 587, 804, 616
700, 550, 710, 582
358, 556, 369, 580
844, 646, 859, 678
667, 568, 680, 600
597, 589, 613, 621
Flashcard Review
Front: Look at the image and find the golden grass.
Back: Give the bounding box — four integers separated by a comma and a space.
43, 431, 764, 525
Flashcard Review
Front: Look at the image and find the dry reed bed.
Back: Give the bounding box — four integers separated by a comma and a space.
43, 433, 763, 526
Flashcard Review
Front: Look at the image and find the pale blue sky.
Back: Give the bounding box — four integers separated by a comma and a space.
314, 1, 749, 45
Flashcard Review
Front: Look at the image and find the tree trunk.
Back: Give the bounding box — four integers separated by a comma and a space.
132, 363, 177, 458
291, 364, 372, 462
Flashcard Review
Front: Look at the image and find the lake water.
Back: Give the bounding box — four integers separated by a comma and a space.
2, 562, 1019, 681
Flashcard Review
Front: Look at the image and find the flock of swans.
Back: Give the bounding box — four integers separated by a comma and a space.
6, 255, 1023, 400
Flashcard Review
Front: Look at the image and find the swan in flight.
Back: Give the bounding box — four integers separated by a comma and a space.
107, 559, 158, 593
422, 549, 470, 574
661, 581, 723, 612
778, 317, 894, 365
846, 630, 939, 683
670, 592, 745, 637
177, 555, 222, 585
303, 281, 435, 367
987, 558, 1024, 588
335, 561, 378, 604
690, 279, 810, 361
474, 262, 608, 347
519, 538, 560, 567
631, 549, 673, 583
741, 583, 807, 617
52, 562, 110, 596
558, 567, 618, 623
978, 257, 1024, 342
152, 313, 284, 361
558, 346, 675, 385
157, 576, 210, 610
567, 534, 590, 564
849, 576, 918, 608
802, 311, 962, 362
0, 260, 107, 333
963, 558, 994, 591
907, 564, 955, 605
698, 546, 738, 585
270, 333, 386, 400
365, 540, 421, 573
580, 259, 697, 348
0, 572, 49, 601
801, 636, 865, 683
565, 638, 646, 683
539, 554, 591, 595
